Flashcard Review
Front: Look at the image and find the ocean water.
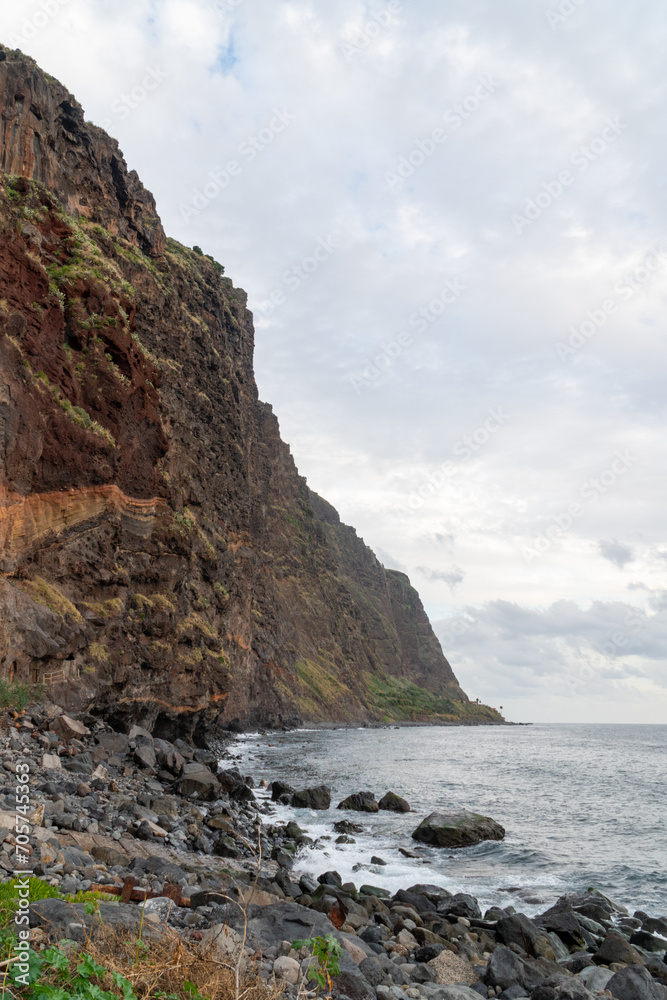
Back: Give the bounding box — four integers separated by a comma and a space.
231, 723, 667, 918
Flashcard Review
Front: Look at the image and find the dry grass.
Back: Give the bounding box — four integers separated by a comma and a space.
35, 927, 279, 1000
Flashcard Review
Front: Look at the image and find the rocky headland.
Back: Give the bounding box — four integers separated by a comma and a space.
0, 43, 501, 733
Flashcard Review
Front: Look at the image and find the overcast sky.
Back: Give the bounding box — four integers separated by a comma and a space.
5, 0, 667, 723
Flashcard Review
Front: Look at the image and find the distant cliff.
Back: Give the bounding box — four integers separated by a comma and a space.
0, 45, 503, 735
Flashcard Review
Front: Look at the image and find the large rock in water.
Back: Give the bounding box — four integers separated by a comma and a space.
338, 792, 379, 812
292, 785, 331, 810
379, 791, 411, 812
412, 810, 505, 848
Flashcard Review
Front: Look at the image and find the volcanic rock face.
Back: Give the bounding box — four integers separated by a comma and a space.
0, 46, 501, 733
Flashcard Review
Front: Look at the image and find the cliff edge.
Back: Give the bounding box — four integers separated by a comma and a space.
0, 46, 502, 734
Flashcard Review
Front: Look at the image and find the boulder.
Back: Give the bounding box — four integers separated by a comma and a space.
176, 762, 220, 800
579, 968, 614, 993
338, 792, 379, 813
334, 820, 364, 834
292, 785, 331, 810
394, 889, 437, 913
427, 949, 477, 985
497, 913, 555, 959
318, 870, 343, 888
536, 906, 589, 951
135, 745, 157, 769
271, 780, 296, 802
594, 932, 646, 967
379, 791, 411, 813
484, 945, 546, 991
442, 893, 482, 920
359, 956, 385, 987
434, 988, 493, 1000
606, 966, 667, 1000
630, 931, 667, 953
50, 715, 90, 740
200, 924, 245, 967
273, 956, 300, 985
412, 811, 505, 849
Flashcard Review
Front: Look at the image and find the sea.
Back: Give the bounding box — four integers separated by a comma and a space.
230, 723, 667, 918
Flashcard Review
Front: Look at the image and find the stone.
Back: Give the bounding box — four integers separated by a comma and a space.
42, 754, 61, 770
630, 931, 667, 953
594, 932, 646, 967
338, 792, 379, 813
579, 968, 614, 993
176, 763, 220, 800
412, 811, 505, 849
359, 956, 385, 986
497, 914, 554, 959
397, 929, 419, 951
135, 745, 157, 769
334, 820, 364, 834
200, 924, 245, 967
372, 856, 387, 866
431, 988, 491, 1000
443, 894, 482, 921
128, 725, 153, 742
292, 785, 332, 810
273, 956, 300, 984
484, 946, 545, 991
318, 871, 343, 888
428, 950, 477, 985
142, 897, 176, 921
332, 968, 376, 1000
50, 715, 90, 740
271, 780, 296, 802
299, 874, 319, 895
379, 792, 411, 813
606, 966, 667, 1000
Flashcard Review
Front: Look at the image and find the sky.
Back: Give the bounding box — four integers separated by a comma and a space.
3, 0, 667, 724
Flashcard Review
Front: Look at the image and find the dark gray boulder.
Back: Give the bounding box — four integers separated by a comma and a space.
359, 956, 385, 987
630, 931, 667, 953
378, 791, 411, 812
338, 792, 379, 813
484, 946, 546, 991
497, 913, 555, 959
594, 931, 646, 967
292, 785, 332, 809
176, 761, 221, 800
412, 811, 505, 848
607, 966, 667, 1000
271, 779, 296, 802
442, 893, 482, 920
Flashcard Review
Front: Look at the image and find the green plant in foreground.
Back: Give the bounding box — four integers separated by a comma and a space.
0, 680, 43, 712
13, 944, 138, 998
292, 934, 342, 997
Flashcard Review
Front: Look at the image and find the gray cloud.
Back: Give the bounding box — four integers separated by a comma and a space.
598, 539, 635, 568
417, 566, 466, 589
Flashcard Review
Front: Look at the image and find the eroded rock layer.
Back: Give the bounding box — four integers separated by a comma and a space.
0, 45, 502, 733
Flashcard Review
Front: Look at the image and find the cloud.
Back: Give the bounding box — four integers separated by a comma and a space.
598, 539, 635, 568
417, 566, 466, 589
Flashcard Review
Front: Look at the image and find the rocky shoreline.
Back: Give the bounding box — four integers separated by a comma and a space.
2, 707, 666, 1000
